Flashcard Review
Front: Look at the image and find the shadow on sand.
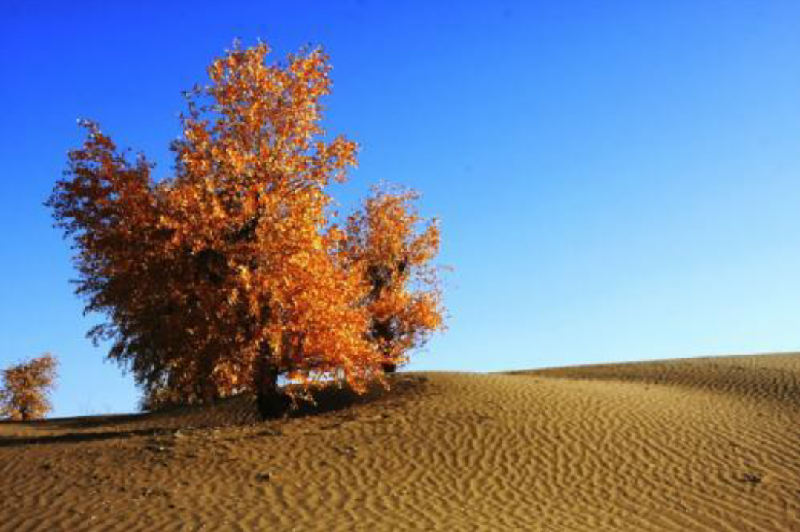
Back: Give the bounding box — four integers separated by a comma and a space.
0, 374, 427, 448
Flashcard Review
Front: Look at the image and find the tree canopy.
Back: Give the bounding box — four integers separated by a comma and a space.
0, 353, 58, 421
47, 42, 446, 414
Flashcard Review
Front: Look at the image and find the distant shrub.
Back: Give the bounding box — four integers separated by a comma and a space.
0, 353, 58, 420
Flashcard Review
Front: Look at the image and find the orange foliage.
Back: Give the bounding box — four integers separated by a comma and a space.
342, 185, 446, 372
47, 41, 446, 413
0, 353, 58, 421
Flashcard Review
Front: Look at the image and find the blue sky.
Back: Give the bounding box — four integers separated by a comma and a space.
2, 0, 800, 417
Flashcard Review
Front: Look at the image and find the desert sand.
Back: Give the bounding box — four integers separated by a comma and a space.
1, 353, 798, 531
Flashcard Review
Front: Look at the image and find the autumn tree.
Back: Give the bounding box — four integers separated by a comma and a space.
47, 41, 446, 416
0, 353, 58, 421
342, 186, 445, 373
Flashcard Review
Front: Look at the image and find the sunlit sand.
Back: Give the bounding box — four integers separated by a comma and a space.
1, 353, 798, 531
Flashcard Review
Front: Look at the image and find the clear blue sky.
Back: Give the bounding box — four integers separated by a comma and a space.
3, 0, 800, 417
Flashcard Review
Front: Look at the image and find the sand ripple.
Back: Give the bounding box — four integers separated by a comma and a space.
1, 354, 798, 531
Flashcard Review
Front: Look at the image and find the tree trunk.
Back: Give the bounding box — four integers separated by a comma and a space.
254, 345, 287, 419
382, 362, 397, 374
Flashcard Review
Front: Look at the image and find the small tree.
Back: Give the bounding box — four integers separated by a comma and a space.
47, 41, 446, 416
0, 353, 58, 421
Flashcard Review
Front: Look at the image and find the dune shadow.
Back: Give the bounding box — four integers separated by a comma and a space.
0, 426, 175, 448
34, 413, 150, 430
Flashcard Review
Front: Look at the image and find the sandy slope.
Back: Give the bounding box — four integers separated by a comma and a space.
1, 354, 798, 531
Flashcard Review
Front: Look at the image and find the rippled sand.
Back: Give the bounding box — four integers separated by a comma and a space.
2, 353, 799, 531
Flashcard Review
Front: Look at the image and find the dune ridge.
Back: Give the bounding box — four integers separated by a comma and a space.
1, 354, 798, 531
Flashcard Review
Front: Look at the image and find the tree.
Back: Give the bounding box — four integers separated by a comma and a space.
342, 185, 445, 373
47, 41, 446, 416
0, 353, 58, 421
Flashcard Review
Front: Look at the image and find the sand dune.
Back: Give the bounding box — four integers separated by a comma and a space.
1, 354, 798, 531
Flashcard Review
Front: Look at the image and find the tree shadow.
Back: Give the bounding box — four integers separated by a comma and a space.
0, 374, 428, 448
281, 373, 427, 418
